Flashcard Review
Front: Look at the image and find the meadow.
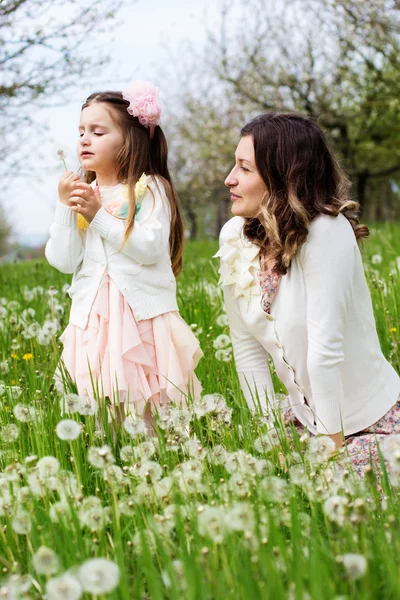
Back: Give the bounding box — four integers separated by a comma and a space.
0, 223, 399, 600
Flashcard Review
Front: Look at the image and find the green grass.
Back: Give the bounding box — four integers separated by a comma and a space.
0, 224, 398, 599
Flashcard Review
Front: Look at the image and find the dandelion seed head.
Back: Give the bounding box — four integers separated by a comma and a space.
183, 437, 207, 459
46, 573, 82, 600
56, 419, 82, 441
10, 386, 22, 399
0, 360, 9, 375
59, 393, 81, 415
227, 502, 255, 532
261, 476, 290, 503
338, 553, 367, 580
79, 558, 120, 594
207, 444, 228, 465
88, 445, 115, 469
78, 396, 97, 416
215, 347, 233, 361
49, 501, 71, 523
124, 414, 147, 438
120, 445, 135, 463
138, 460, 163, 482
254, 428, 280, 453
307, 435, 336, 464
216, 313, 229, 327
213, 333, 231, 349
1, 424, 19, 443
153, 476, 174, 499
13, 403, 36, 422
32, 545, 60, 575
371, 253, 382, 265
134, 440, 156, 460
323, 495, 349, 526
79, 506, 110, 531
11, 509, 32, 534
197, 505, 227, 543
37, 456, 60, 480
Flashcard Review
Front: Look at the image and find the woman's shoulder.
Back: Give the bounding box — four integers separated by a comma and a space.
307, 213, 356, 246
297, 213, 357, 266
219, 216, 245, 246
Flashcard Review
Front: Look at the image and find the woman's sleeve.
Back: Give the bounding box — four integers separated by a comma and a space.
89, 179, 171, 265
223, 282, 275, 413
45, 203, 84, 274
301, 216, 357, 434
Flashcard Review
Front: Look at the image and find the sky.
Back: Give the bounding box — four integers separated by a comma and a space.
7, 0, 227, 246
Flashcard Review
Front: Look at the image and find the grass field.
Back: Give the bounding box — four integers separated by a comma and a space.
0, 224, 399, 599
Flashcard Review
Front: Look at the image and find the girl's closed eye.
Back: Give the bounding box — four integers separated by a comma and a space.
241, 166, 250, 172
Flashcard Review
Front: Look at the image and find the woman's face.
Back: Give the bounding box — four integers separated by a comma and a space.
224, 135, 267, 218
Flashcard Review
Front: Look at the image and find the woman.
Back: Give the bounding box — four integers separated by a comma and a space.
216, 113, 399, 473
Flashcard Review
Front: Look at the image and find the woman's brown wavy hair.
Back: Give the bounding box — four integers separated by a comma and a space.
81, 91, 184, 276
241, 113, 368, 275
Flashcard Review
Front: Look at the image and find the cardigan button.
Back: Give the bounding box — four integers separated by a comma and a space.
274, 341, 281, 349
265, 314, 274, 321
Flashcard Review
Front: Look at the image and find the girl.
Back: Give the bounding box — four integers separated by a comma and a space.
217, 112, 399, 475
46, 81, 203, 426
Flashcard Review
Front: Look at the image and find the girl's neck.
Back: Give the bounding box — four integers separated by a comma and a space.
95, 171, 121, 187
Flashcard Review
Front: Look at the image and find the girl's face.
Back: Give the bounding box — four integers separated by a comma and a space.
77, 103, 124, 178
224, 135, 267, 218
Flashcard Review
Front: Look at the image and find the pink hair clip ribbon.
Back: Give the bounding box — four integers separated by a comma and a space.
122, 80, 161, 139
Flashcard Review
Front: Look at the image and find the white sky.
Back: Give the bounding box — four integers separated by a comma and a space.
7, 0, 227, 245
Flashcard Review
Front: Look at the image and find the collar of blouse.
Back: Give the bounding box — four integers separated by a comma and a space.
214, 228, 261, 301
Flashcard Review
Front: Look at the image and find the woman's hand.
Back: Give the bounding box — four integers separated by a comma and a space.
69, 182, 102, 223
58, 171, 81, 205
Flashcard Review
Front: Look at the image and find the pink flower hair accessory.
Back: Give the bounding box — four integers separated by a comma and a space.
122, 80, 161, 139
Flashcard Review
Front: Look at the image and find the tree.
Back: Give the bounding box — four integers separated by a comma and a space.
168, 0, 400, 232
208, 0, 400, 214
0, 0, 125, 175
0, 206, 12, 256
169, 94, 250, 238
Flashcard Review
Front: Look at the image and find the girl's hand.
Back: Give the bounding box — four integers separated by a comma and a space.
69, 182, 102, 223
58, 171, 81, 205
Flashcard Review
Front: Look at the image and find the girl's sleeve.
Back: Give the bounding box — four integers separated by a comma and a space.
89, 179, 171, 265
301, 216, 357, 435
222, 268, 275, 414
45, 203, 84, 274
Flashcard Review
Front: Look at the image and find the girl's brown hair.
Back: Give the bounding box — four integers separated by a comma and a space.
81, 91, 184, 276
241, 113, 368, 275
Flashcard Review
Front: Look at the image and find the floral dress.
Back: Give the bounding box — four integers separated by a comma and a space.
257, 257, 400, 477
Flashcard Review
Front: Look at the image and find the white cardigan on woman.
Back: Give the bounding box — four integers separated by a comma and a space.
216, 214, 399, 436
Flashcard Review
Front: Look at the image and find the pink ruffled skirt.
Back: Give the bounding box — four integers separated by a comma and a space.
58, 274, 203, 414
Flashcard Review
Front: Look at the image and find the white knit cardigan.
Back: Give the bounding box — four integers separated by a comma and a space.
216, 214, 399, 435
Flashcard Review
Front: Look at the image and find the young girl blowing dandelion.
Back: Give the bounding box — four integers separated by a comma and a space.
45, 81, 203, 428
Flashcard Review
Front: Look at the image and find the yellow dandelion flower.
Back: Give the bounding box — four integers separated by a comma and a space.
77, 213, 89, 231
11, 353, 18, 359
390, 327, 397, 333
22, 353, 33, 361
